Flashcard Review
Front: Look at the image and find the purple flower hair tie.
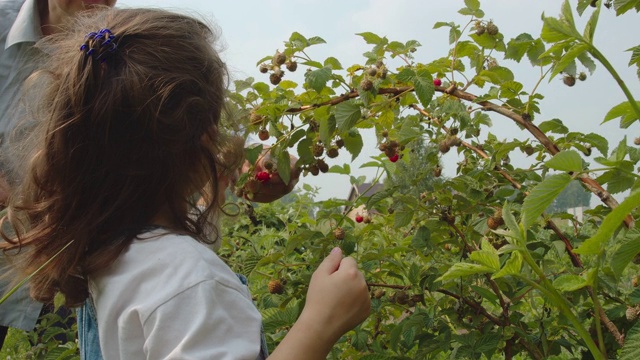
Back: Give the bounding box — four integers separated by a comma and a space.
79, 28, 118, 62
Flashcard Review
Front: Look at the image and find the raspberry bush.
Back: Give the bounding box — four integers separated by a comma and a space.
223, 0, 640, 359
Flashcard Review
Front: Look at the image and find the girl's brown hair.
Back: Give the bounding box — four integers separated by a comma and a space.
1, 7, 243, 306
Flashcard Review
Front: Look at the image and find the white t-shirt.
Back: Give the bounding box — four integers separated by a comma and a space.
89, 230, 262, 359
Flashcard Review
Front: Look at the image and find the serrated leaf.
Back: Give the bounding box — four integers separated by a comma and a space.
583, 5, 600, 42
506, 33, 535, 63
550, 43, 590, 81
528, 39, 548, 66
304, 66, 332, 93
469, 249, 500, 271
414, 68, 435, 108
245, 144, 263, 166
611, 230, 640, 277
335, 101, 361, 133
614, 0, 640, 15
412, 226, 431, 249
561, 0, 577, 28
577, 52, 597, 74
539, 118, 569, 134
620, 321, 640, 360
522, 174, 573, 229
342, 130, 363, 161
545, 150, 584, 172
575, 190, 640, 255
394, 207, 414, 228
583, 133, 609, 156
357, 32, 386, 45
603, 100, 640, 127
437, 263, 496, 281
318, 115, 336, 146
627, 45, 640, 67
541, 16, 579, 43
277, 148, 291, 185
553, 274, 588, 292
493, 251, 523, 279
324, 56, 343, 70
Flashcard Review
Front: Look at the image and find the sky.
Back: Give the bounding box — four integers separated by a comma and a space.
119, 0, 640, 202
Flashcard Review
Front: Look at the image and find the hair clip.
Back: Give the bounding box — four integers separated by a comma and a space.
79, 28, 118, 62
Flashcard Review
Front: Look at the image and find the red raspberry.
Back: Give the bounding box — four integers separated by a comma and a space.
256, 171, 271, 183
355, 215, 364, 223
389, 154, 399, 163
433, 78, 442, 87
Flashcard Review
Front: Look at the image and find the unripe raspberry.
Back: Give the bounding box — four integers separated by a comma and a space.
475, 25, 486, 36
327, 147, 339, 158
363, 215, 372, 224
439, 141, 451, 154
524, 145, 535, 156
263, 161, 274, 170
433, 78, 442, 87
274, 51, 286, 66
258, 129, 270, 141
367, 67, 378, 76
395, 291, 409, 305
487, 216, 504, 230
268, 279, 284, 295
309, 164, 320, 176
486, 21, 499, 36
378, 142, 389, 152
333, 227, 345, 240
317, 159, 329, 173
259, 64, 269, 73
563, 75, 576, 87
270, 72, 282, 85
360, 78, 373, 91
381, 130, 389, 138
312, 143, 324, 157
372, 289, 385, 299
389, 140, 399, 149
634, 137, 640, 146
250, 111, 264, 125
626, 306, 639, 321
434, 166, 442, 177
335, 138, 345, 148
285, 61, 298, 72
578, 72, 587, 81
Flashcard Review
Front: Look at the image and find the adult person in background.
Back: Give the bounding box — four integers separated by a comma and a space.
0, 0, 118, 348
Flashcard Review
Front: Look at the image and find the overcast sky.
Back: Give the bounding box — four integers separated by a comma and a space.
120, 1, 640, 202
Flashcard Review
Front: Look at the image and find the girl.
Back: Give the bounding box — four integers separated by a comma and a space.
1, 7, 370, 359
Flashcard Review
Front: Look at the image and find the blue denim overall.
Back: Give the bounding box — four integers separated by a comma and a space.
77, 273, 269, 360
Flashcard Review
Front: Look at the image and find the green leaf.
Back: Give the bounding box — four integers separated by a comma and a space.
324, 57, 343, 70
478, 66, 514, 85
614, 0, 640, 15
412, 226, 431, 249
319, 115, 336, 146
465, 0, 481, 11
437, 263, 496, 281
561, 0, 577, 29
583, 133, 609, 157
577, 52, 597, 74
611, 230, 640, 277
541, 16, 579, 43
522, 173, 573, 229
528, 39, 548, 66
335, 101, 361, 133
342, 129, 363, 161
539, 118, 569, 134
357, 32, 386, 45
244, 144, 263, 166
506, 33, 535, 63
413, 68, 435, 108
469, 249, 500, 271
394, 206, 414, 228
628, 45, 640, 67
550, 43, 590, 81
277, 148, 291, 185
603, 101, 640, 127
575, 190, 640, 255
583, 5, 600, 42
620, 321, 640, 360
553, 274, 588, 292
304, 67, 332, 93
631, 287, 640, 304
545, 150, 584, 172
493, 252, 523, 279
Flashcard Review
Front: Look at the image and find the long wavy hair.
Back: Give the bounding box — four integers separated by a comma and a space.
1, 7, 243, 306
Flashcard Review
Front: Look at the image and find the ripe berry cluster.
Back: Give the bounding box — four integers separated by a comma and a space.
378, 130, 403, 163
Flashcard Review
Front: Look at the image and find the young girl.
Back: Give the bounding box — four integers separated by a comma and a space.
1, 7, 370, 359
